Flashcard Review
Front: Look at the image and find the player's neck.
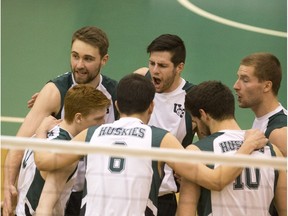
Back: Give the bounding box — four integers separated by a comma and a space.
59, 121, 78, 137
120, 113, 149, 124
89, 73, 101, 88
252, 97, 279, 118
209, 118, 241, 134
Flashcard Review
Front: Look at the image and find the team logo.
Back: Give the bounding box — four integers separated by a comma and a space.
173, 103, 185, 118
47, 130, 54, 137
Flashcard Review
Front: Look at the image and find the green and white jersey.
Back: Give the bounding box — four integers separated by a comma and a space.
194, 130, 277, 216
80, 117, 167, 216
252, 104, 287, 138
145, 72, 194, 195
50, 72, 118, 193
16, 126, 75, 216
50, 72, 118, 122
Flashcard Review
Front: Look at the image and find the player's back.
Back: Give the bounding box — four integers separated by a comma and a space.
81, 117, 166, 216
195, 130, 277, 216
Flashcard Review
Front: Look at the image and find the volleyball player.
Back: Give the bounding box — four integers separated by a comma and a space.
177, 80, 286, 216
34, 74, 268, 216
134, 34, 194, 216
234, 52, 287, 157
15, 85, 111, 216
3, 26, 118, 216
234, 52, 287, 216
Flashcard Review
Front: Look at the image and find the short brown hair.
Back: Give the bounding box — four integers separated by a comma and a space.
72, 26, 109, 58
240, 52, 282, 95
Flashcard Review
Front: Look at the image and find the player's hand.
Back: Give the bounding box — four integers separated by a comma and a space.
244, 129, 268, 150
27, 92, 39, 109
2, 185, 18, 216
35, 116, 62, 138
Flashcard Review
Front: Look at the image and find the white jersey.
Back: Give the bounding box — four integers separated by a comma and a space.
80, 117, 168, 216
54, 72, 118, 193
252, 104, 287, 137
148, 77, 194, 195
195, 130, 277, 216
16, 126, 76, 216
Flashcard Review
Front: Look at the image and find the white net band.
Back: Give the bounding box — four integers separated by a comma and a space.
1, 135, 286, 171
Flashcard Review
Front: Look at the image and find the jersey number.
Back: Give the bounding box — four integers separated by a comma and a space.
233, 168, 260, 190
108, 141, 126, 173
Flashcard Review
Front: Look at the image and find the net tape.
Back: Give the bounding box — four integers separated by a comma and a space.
1, 135, 286, 171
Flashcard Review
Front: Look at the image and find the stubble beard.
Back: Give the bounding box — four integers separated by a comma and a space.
72, 67, 101, 85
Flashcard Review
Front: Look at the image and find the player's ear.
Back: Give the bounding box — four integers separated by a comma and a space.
199, 109, 208, 120
176, 62, 184, 74
101, 54, 109, 66
75, 113, 82, 123
148, 101, 154, 114
115, 101, 120, 113
263, 80, 272, 93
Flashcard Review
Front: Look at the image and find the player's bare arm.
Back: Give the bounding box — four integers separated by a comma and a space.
133, 67, 149, 76
272, 144, 287, 216
162, 129, 268, 191
34, 128, 87, 171
3, 83, 61, 216
177, 177, 200, 216
269, 127, 287, 157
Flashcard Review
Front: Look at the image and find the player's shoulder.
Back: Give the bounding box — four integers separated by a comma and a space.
183, 80, 195, 92
101, 74, 118, 86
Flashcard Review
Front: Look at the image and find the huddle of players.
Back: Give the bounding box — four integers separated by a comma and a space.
3, 26, 286, 216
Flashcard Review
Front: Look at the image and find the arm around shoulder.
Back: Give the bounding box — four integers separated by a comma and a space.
133, 67, 149, 76
269, 127, 287, 157
34, 129, 88, 171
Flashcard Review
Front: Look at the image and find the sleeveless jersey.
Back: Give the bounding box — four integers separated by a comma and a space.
16, 126, 76, 216
252, 104, 287, 138
145, 71, 194, 195
79, 117, 168, 216
49, 72, 118, 192
50, 71, 118, 122
194, 130, 278, 216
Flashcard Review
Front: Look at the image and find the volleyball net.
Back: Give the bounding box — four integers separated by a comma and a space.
0, 135, 287, 170
1, 116, 287, 215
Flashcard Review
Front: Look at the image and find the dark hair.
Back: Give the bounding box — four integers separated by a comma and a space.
240, 52, 282, 95
147, 34, 186, 66
117, 74, 155, 115
72, 26, 109, 58
185, 81, 235, 120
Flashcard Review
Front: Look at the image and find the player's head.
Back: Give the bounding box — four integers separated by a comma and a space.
147, 34, 186, 93
70, 26, 109, 85
64, 84, 110, 126
147, 34, 186, 66
72, 26, 109, 58
233, 52, 282, 109
116, 73, 155, 115
185, 80, 235, 121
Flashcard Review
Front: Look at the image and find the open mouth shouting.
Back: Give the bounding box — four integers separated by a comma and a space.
152, 77, 162, 89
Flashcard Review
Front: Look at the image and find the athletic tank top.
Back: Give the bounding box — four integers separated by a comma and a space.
194, 130, 278, 216
252, 104, 287, 138
16, 126, 76, 216
50, 72, 118, 122
49, 72, 118, 192
79, 117, 167, 216
145, 71, 194, 195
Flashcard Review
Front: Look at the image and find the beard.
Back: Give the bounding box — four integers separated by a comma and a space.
155, 69, 177, 93
72, 66, 101, 84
